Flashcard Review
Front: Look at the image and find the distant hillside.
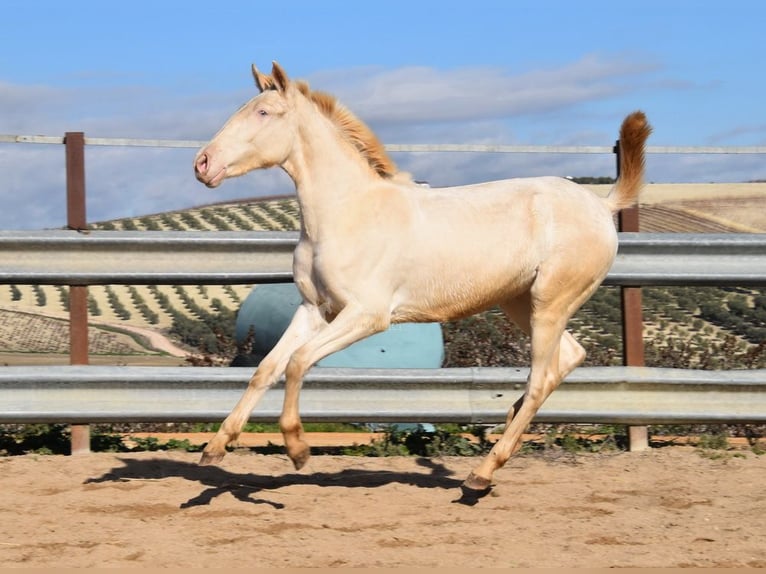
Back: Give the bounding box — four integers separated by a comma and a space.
91, 195, 301, 232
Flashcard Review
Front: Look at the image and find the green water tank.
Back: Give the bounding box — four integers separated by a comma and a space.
234, 283, 444, 368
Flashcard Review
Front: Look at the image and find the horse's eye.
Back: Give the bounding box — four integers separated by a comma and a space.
257, 109, 268, 117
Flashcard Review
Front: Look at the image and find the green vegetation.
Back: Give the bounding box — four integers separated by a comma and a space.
138, 216, 162, 231
105, 286, 131, 320
337, 425, 489, 458
258, 202, 298, 229
58, 286, 69, 310
179, 212, 206, 230
0, 423, 488, 457
442, 286, 765, 371
0, 424, 203, 455
120, 218, 138, 231
32, 285, 46, 306
127, 286, 160, 325
87, 292, 102, 316
0, 424, 72, 456
160, 213, 184, 230
3, 421, 762, 458
240, 205, 283, 230
199, 208, 233, 230
167, 286, 238, 355
221, 209, 255, 230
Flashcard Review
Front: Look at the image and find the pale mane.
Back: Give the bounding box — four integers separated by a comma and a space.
296, 81, 400, 180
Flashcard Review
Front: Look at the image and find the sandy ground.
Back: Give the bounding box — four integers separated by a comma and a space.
1, 187, 764, 568
1, 446, 764, 568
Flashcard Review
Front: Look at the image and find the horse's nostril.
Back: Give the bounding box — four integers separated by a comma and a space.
195, 153, 208, 175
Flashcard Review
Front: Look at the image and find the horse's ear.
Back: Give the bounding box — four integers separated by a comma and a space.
271, 61, 289, 92
252, 64, 271, 93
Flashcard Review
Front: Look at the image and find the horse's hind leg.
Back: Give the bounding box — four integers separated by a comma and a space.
464, 311, 570, 492
463, 286, 592, 494
481, 329, 585, 463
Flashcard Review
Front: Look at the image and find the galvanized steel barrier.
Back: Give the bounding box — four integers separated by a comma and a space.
1, 230, 764, 286
0, 230, 765, 428
1, 365, 765, 425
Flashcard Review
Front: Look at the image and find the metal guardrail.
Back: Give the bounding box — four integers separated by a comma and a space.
1, 365, 765, 425
1, 230, 765, 286
612, 233, 766, 286
0, 230, 297, 285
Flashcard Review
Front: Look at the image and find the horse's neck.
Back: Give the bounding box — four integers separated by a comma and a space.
282, 109, 375, 239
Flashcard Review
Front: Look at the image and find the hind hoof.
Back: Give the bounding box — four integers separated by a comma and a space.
462, 472, 492, 495
454, 474, 493, 506
199, 451, 225, 466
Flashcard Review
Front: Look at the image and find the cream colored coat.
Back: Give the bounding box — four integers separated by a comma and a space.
194, 61, 651, 498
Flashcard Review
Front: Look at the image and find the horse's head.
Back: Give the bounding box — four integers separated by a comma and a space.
194, 61, 297, 188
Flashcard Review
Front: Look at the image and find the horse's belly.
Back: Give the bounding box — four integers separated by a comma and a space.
390, 259, 537, 323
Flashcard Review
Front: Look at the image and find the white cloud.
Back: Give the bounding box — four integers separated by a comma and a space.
312, 54, 657, 124
708, 123, 766, 145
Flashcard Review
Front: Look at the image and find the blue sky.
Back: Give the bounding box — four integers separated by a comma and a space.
1, 0, 765, 229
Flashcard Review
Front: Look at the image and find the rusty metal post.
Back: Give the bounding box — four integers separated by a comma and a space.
615, 140, 648, 451
619, 209, 648, 451
65, 132, 91, 455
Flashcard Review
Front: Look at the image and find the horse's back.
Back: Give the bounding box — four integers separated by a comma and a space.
410, 175, 615, 241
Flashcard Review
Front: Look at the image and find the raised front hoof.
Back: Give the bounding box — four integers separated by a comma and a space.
456, 472, 493, 505
198, 450, 226, 466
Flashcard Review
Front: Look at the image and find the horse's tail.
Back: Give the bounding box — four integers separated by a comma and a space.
604, 111, 652, 213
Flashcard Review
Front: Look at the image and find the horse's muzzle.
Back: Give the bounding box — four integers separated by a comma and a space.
193, 151, 225, 188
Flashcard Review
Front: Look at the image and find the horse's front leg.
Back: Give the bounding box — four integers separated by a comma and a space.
279, 304, 389, 470
199, 303, 326, 465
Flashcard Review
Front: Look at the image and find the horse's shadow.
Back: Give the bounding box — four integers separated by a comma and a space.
84, 456, 470, 509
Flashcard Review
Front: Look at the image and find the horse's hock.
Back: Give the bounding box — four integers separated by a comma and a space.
233, 283, 445, 368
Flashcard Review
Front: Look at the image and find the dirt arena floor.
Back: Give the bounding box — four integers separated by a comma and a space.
1, 446, 765, 568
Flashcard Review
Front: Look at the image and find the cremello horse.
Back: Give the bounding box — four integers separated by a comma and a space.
194, 61, 651, 496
